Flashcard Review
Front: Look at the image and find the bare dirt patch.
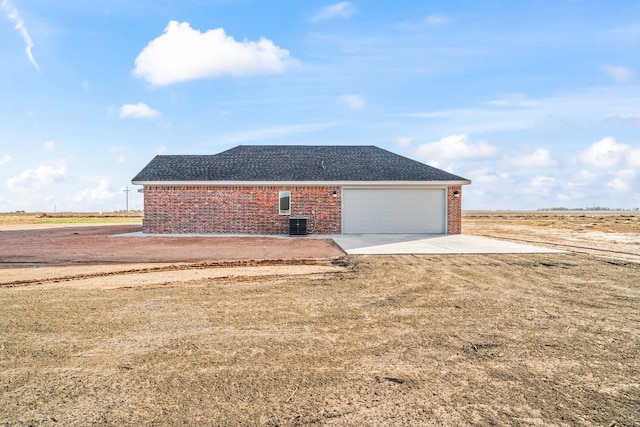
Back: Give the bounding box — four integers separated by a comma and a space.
0, 224, 343, 266
1, 254, 638, 426
464, 211, 640, 263
0, 261, 344, 290
0, 224, 345, 290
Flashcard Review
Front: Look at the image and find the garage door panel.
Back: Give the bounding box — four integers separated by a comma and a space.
343, 189, 445, 234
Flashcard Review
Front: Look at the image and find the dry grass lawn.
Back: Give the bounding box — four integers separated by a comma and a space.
1, 212, 639, 426
0, 212, 141, 228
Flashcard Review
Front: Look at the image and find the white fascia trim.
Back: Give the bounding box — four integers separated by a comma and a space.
132, 180, 472, 186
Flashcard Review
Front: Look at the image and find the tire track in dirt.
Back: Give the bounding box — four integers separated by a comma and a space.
0, 258, 345, 288
473, 233, 640, 263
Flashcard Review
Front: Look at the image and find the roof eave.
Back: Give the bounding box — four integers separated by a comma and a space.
131, 180, 472, 186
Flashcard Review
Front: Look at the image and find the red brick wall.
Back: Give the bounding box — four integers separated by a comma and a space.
447, 185, 462, 234
142, 185, 342, 234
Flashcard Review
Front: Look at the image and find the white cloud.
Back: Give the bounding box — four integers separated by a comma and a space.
607, 169, 636, 192
119, 102, 161, 119
415, 134, 497, 163
69, 179, 119, 203
568, 169, 598, 188
506, 148, 556, 168
580, 136, 630, 168
525, 175, 556, 197
133, 21, 297, 86
628, 148, 640, 167
461, 168, 514, 208
340, 94, 365, 110
1, 0, 40, 72
556, 191, 586, 203
0, 154, 12, 165
7, 165, 66, 191
311, 2, 357, 22
466, 168, 509, 185
154, 146, 167, 155
43, 140, 55, 151
472, 173, 499, 185
602, 65, 635, 84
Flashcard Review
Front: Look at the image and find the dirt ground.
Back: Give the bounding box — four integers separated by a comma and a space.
463, 211, 640, 263
0, 224, 343, 267
0, 224, 344, 288
0, 212, 639, 426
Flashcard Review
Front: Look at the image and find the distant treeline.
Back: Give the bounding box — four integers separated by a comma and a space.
538, 207, 640, 211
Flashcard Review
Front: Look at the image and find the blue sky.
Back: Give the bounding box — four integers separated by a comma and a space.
1, 0, 639, 212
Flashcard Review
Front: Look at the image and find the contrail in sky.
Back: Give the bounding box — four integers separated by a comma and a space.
1, 0, 41, 72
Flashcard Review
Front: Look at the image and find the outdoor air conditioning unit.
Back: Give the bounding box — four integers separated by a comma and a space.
289, 216, 308, 236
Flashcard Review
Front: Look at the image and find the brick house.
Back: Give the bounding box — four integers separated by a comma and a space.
131, 145, 471, 235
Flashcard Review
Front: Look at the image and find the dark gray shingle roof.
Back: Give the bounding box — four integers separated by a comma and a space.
132, 145, 470, 183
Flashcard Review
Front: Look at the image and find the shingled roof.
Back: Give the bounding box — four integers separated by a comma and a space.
132, 145, 470, 183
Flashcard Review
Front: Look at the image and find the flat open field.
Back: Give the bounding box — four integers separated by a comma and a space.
1, 212, 639, 426
464, 210, 640, 263
0, 212, 142, 229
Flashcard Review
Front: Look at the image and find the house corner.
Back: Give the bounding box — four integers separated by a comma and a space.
447, 185, 462, 234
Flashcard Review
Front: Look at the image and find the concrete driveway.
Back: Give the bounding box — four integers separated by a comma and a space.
331, 234, 563, 255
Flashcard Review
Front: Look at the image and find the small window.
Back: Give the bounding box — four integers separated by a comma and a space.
279, 191, 291, 215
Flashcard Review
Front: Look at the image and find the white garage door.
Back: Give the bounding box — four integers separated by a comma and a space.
342, 188, 446, 234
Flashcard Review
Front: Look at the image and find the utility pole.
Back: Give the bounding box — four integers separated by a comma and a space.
123, 186, 130, 212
